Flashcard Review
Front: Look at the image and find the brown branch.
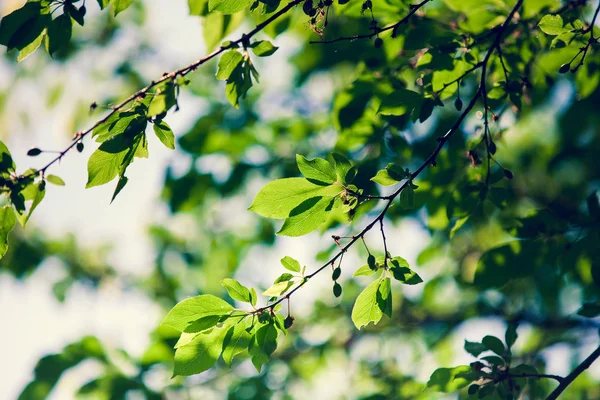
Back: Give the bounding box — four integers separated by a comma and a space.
17, 0, 306, 183
256, 0, 524, 314
545, 344, 600, 400
309, 0, 432, 45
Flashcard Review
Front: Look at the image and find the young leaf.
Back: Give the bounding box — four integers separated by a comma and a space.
153, 120, 176, 150
505, 323, 518, 349
47, 13, 72, 56
147, 85, 176, 117
249, 323, 278, 372
371, 169, 399, 186
249, 178, 342, 219
464, 340, 487, 357
222, 320, 251, 366
281, 256, 301, 273
262, 280, 294, 297
296, 154, 337, 185
0, 206, 16, 259
353, 264, 377, 277
400, 186, 414, 209
209, 0, 252, 14
351, 278, 386, 329
482, 335, 506, 356
216, 50, 243, 81
46, 175, 65, 186
538, 14, 564, 36
378, 277, 392, 318
389, 257, 423, 285
250, 40, 278, 57
162, 295, 234, 332
173, 320, 233, 376
221, 278, 251, 303
277, 196, 335, 237
331, 153, 355, 184
112, 0, 135, 16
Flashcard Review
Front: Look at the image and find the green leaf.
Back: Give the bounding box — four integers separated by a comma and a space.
262, 280, 294, 297
351, 278, 388, 329
249, 323, 278, 372
482, 335, 505, 356
577, 302, 600, 318
389, 257, 423, 285
250, 40, 278, 57
277, 196, 335, 237
538, 14, 564, 35
173, 321, 233, 376
46, 174, 65, 186
281, 256, 301, 273
216, 51, 243, 80
426, 366, 472, 392
464, 340, 487, 357
378, 277, 392, 318
0, 206, 16, 259
188, 0, 209, 15
331, 153, 355, 185
153, 120, 175, 150
209, 0, 252, 14
222, 320, 251, 366
249, 177, 342, 219
16, 181, 46, 226
505, 323, 518, 349
353, 264, 377, 277
112, 0, 135, 16
0, 2, 42, 48
296, 154, 337, 184
221, 278, 251, 303
183, 315, 223, 333
162, 294, 234, 332
86, 135, 136, 188
147, 84, 176, 117
400, 186, 414, 209
203, 11, 243, 51
17, 29, 44, 62
110, 176, 128, 203
378, 89, 420, 116
47, 13, 72, 56
371, 169, 399, 186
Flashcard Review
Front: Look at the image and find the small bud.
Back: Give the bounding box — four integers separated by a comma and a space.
454, 97, 463, 111
332, 267, 341, 281
77, 142, 84, 153
504, 169, 514, 179
559, 63, 570, 74
374, 37, 383, 48
489, 140, 497, 155
27, 148, 42, 156
333, 282, 342, 297
284, 315, 295, 329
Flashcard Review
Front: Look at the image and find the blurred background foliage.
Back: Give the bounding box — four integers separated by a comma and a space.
0, 0, 600, 398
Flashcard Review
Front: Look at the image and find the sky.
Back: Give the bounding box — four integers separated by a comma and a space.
0, 0, 599, 399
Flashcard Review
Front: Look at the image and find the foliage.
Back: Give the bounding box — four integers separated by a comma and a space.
1, 0, 600, 398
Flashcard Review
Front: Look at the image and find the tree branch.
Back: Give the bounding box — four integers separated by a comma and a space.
545, 344, 600, 400
256, 0, 524, 314
17, 0, 305, 183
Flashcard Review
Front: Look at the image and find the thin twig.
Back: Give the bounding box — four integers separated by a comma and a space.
309, 0, 432, 44
546, 344, 600, 400
17, 0, 305, 183
256, 0, 524, 314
